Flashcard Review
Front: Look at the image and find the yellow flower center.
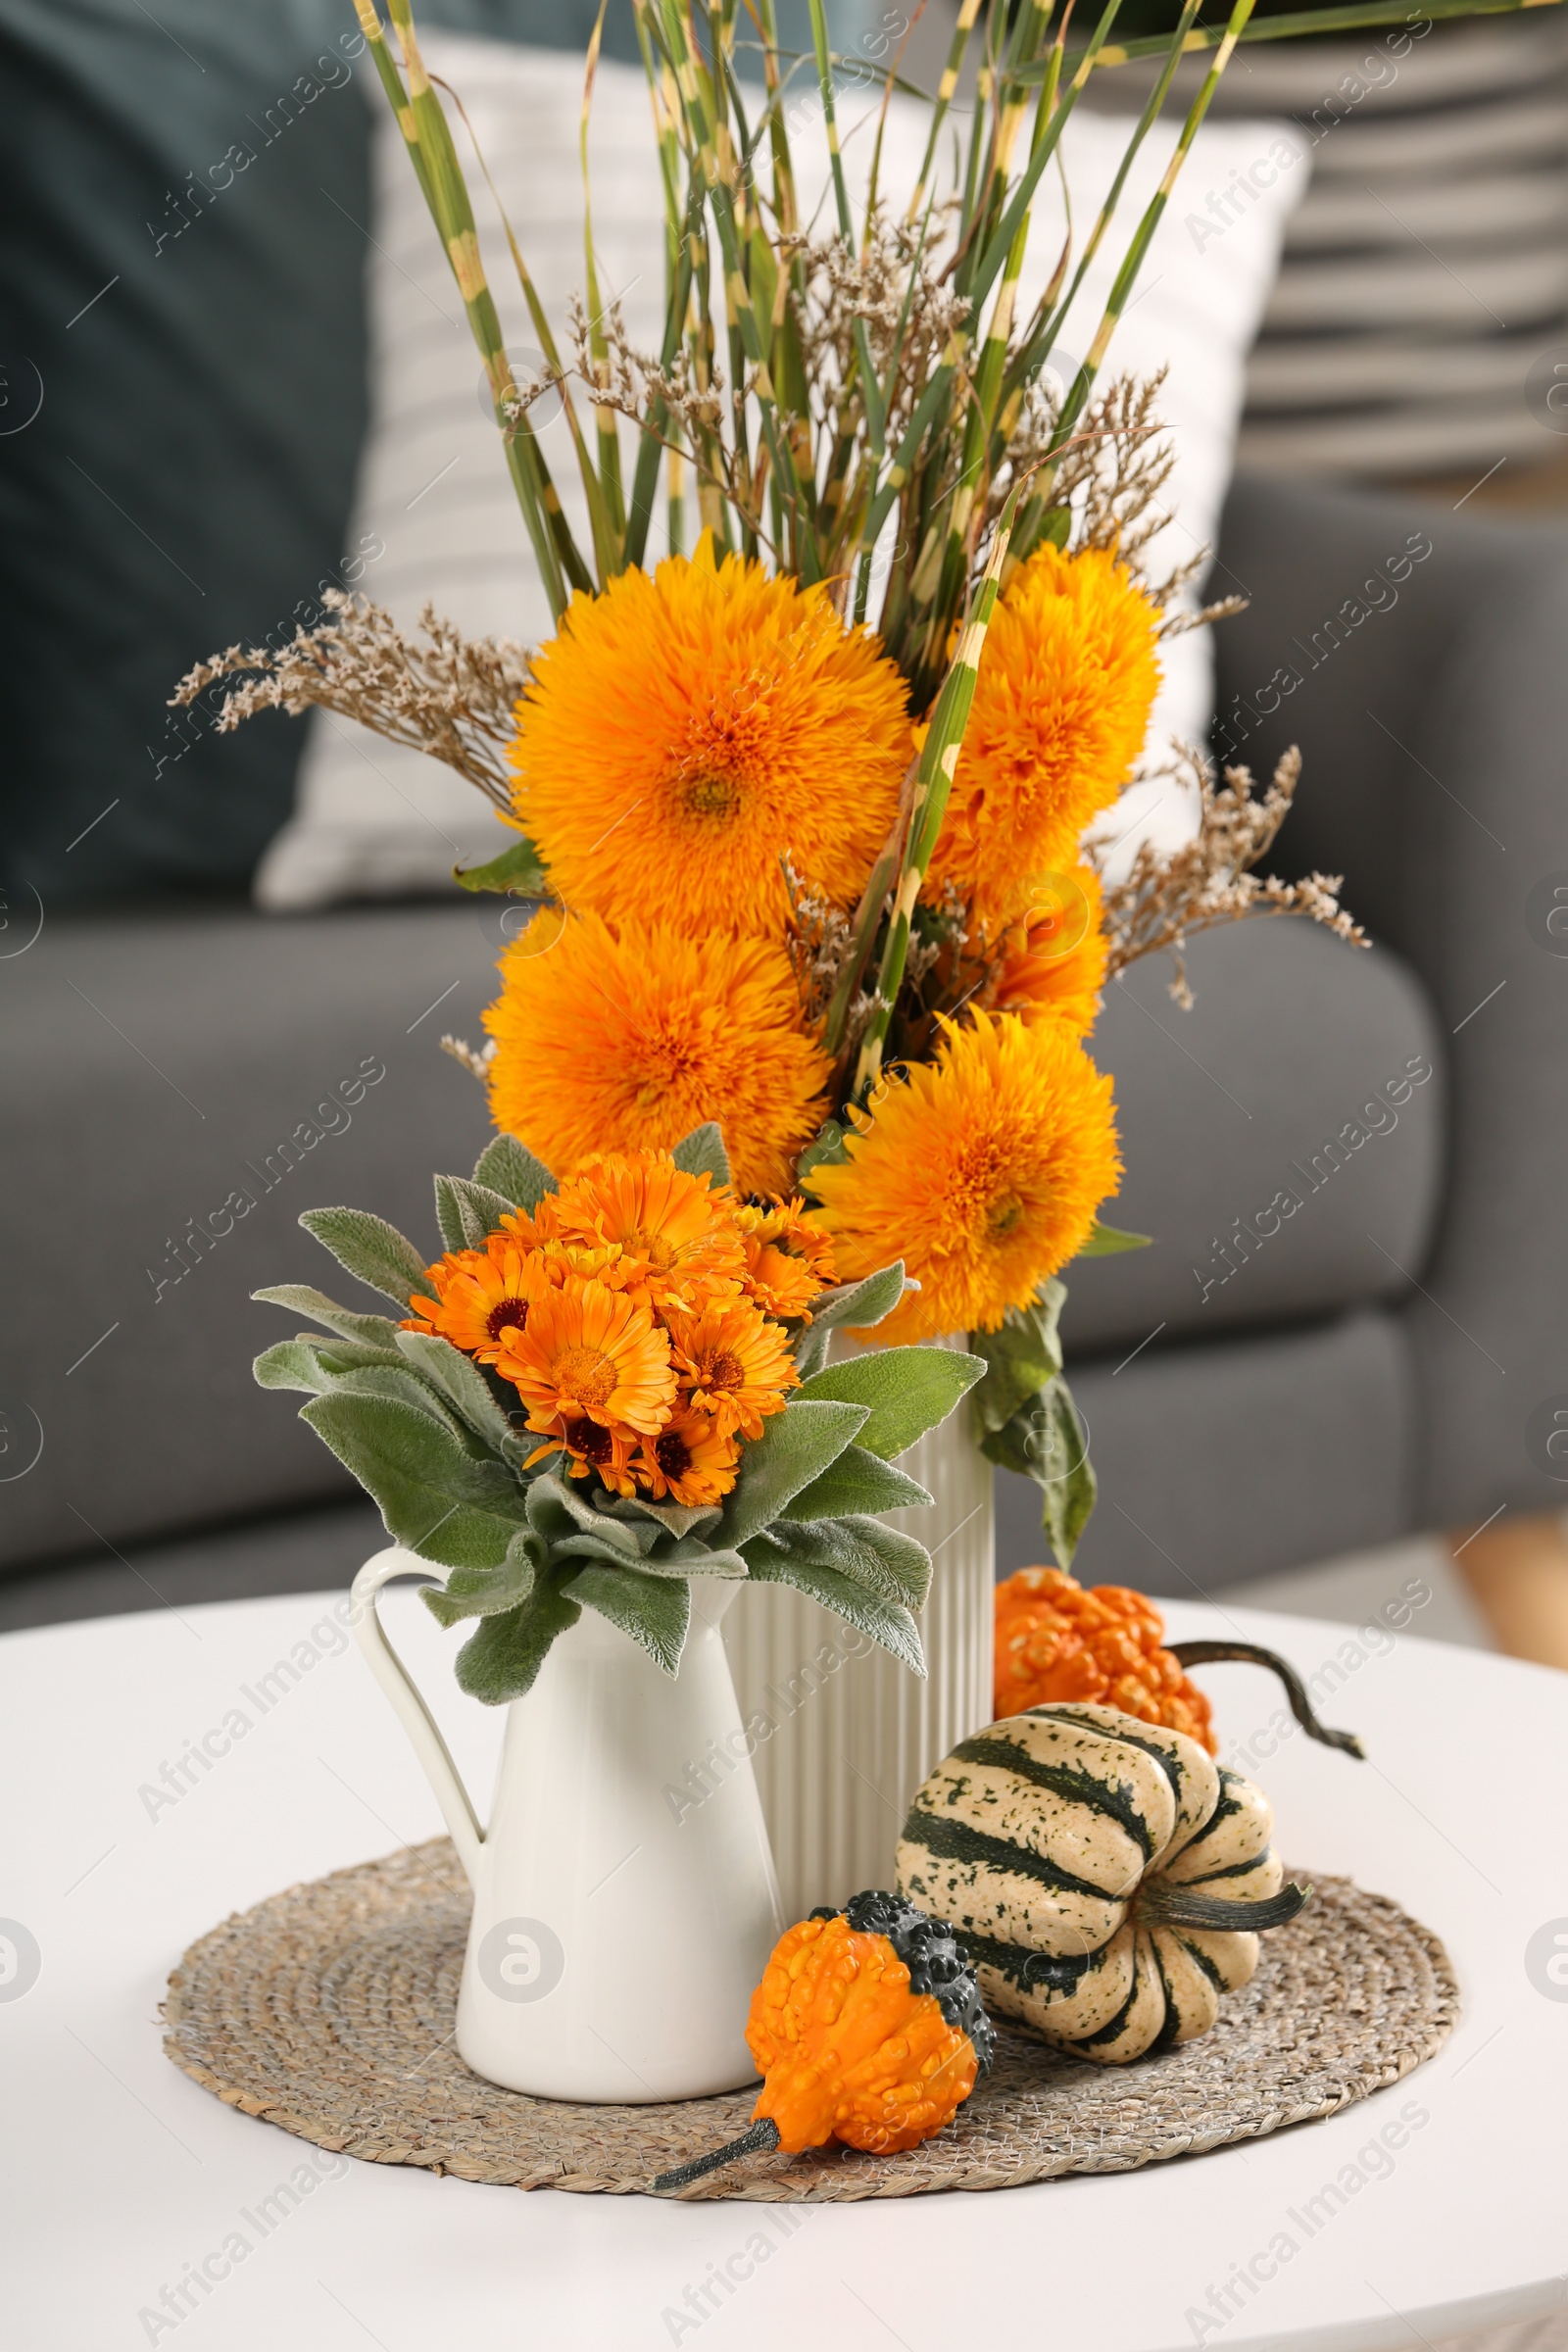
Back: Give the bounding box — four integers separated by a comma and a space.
553, 1346, 617, 1410
624, 1227, 676, 1269
986, 1194, 1025, 1242
682, 769, 742, 820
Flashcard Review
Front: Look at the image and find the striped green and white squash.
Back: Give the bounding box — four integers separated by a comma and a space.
894, 1701, 1310, 2064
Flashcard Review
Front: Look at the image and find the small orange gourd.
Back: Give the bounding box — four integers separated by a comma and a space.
651, 1892, 994, 2191
995, 1566, 1365, 1760
995, 1565, 1217, 1746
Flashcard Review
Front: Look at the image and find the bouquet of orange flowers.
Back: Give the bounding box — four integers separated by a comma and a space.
255, 1131, 981, 1698
183, 0, 1465, 1571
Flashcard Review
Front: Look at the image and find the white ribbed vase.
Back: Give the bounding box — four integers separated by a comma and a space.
723, 1346, 994, 1920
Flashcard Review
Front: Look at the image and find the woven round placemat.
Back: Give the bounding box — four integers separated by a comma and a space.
163, 1838, 1457, 2201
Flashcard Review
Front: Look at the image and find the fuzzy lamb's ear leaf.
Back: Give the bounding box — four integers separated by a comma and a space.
301, 1392, 531, 1570
713, 1398, 869, 1548
254, 1338, 406, 1395
778, 1444, 932, 1522
434, 1174, 518, 1250
433, 1174, 478, 1253
528, 1472, 661, 1558
395, 1330, 519, 1453
254, 1339, 342, 1396
472, 1133, 556, 1212
969, 1279, 1065, 1436
299, 1206, 436, 1307
792, 1261, 908, 1378
251, 1285, 401, 1349
756, 1515, 932, 1611
422, 1531, 546, 1627
454, 1578, 582, 1704
560, 1560, 692, 1677
795, 1347, 985, 1461
670, 1122, 730, 1187
742, 1535, 926, 1676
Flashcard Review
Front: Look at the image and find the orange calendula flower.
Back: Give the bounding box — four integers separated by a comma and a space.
404, 1233, 552, 1361
735, 1197, 838, 1321
808, 1009, 1121, 1345
983, 863, 1109, 1041
636, 1403, 742, 1508
550, 1414, 640, 1496
508, 538, 913, 935
483, 907, 829, 1197
927, 544, 1160, 932
550, 1152, 746, 1307
495, 1276, 676, 1437
667, 1296, 798, 1440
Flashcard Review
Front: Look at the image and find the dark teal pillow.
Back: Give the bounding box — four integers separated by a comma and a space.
0, 0, 380, 901
0, 0, 820, 903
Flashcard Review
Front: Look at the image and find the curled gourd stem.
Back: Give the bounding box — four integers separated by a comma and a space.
1140, 1877, 1313, 1934
1167, 1641, 1366, 1758
652, 2116, 780, 2194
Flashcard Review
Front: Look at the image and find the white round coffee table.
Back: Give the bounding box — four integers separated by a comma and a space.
1, 1587, 1564, 2352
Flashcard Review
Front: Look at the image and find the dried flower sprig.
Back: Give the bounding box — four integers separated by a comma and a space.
172, 591, 531, 812
1099, 747, 1367, 1007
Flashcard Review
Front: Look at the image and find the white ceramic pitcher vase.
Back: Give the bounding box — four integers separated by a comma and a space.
351, 1548, 783, 2103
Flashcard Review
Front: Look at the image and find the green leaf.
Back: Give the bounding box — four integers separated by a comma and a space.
655, 1539, 751, 1578
670, 1122, 729, 1187
979, 1376, 1098, 1570
598, 1493, 721, 1544
254, 1339, 344, 1396
299, 1206, 436, 1308
421, 1531, 546, 1627
255, 1337, 408, 1395
795, 1346, 985, 1461
741, 1536, 926, 1676
433, 1174, 517, 1251
1039, 506, 1072, 550
969, 1280, 1066, 1436
756, 1515, 932, 1611
527, 1472, 660, 1558
454, 1578, 582, 1704
395, 1330, 519, 1453
811, 1262, 907, 1333
251, 1285, 400, 1349
793, 1260, 908, 1378
561, 1559, 693, 1675
329, 1363, 470, 1435
472, 1133, 556, 1213
796, 1118, 852, 1184
452, 834, 549, 897
1077, 1220, 1153, 1257
779, 1444, 933, 1521
301, 1391, 532, 1571
712, 1397, 869, 1548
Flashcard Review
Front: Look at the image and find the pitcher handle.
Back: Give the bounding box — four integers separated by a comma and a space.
350, 1546, 485, 1887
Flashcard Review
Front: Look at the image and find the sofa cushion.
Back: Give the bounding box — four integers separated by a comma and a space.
1060, 914, 1446, 1358
0, 0, 374, 901
999, 1306, 1417, 1591
0, 904, 500, 1573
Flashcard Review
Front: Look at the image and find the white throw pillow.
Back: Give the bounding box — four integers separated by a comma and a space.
256, 37, 1307, 909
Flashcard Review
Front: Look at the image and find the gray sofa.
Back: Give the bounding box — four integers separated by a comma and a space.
5, 465, 1566, 1629
3, 2, 1564, 1631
